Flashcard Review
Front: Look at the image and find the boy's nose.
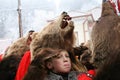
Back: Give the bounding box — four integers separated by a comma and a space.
63, 56, 68, 61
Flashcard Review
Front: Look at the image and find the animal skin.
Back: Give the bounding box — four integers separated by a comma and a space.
90, 1, 120, 68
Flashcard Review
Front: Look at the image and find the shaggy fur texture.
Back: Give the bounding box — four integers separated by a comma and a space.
23, 48, 85, 80
0, 55, 21, 80
30, 12, 87, 72
30, 12, 75, 57
90, 1, 120, 68
73, 45, 88, 59
93, 50, 120, 80
23, 56, 47, 80
23, 48, 55, 80
5, 32, 37, 57
6, 37, 30, 57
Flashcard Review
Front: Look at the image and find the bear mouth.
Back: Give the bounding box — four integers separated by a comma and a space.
60, 15, 72, 29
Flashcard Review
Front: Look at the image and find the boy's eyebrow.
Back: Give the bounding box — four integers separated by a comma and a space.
52, 54, 59, 57
52, 54, 60, 58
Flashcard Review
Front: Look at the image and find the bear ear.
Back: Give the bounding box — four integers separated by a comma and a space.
46, 62, 53, 69
62, 11, 67, 15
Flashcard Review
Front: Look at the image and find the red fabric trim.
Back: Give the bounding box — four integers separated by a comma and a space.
77, 70, 95, 80
0, 54, 3, 61
15, 51, 31, 80
88, 70, 96, 76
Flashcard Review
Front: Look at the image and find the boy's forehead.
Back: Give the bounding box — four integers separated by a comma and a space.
60, 50, 68, 54
55, 50, 69, 56
42, 49, 68, 60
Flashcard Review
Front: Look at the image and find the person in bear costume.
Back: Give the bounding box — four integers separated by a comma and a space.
14, 12, 87, 80
90, 1, 120, 80
30, 12, 87, 72
90, 0, 120, 68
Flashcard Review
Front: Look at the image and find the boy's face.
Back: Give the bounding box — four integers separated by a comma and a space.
48, 50, 71, 73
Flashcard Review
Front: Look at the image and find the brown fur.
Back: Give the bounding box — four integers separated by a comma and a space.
30, 12, 87, 72
5, 32, 37, 57
93, 50, 120, 80
30, 12, 75, 57
0, 54, 21, 80
90, 2, 120, 68
24, 48, 85, 80
6, 37, 30, 57
23, 48, 56, 80
80, 49, 94, 70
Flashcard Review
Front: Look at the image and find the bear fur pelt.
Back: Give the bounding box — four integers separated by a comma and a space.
93, 50, 120, 80
0, 54, 21, 80
90, 1, 120, 68
30, 12, 87, 72
5, 31, 36, 57
30, 12, 75, 57
23, 50, 47, 80
6, 37, 30, 57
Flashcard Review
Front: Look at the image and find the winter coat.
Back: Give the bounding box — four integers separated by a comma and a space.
45, 71, 82, 80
